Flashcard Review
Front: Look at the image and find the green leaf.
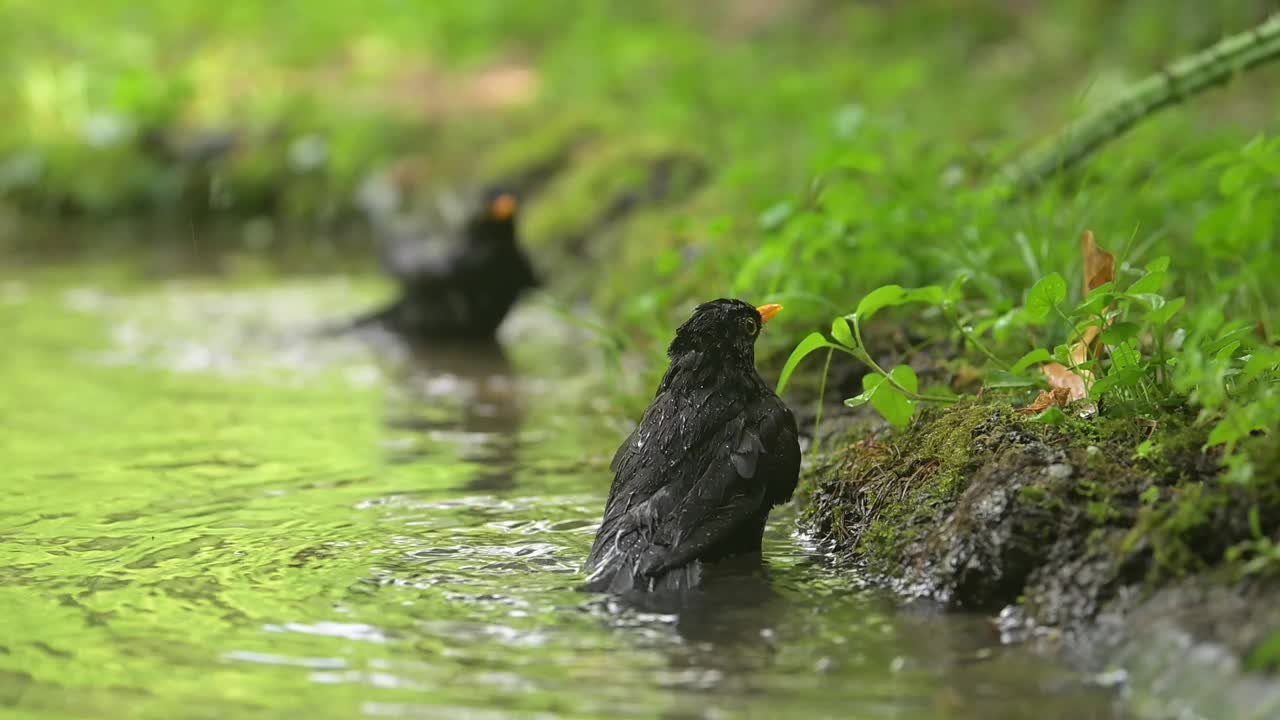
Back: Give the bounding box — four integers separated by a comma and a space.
1091, 366, 1144, 396
843, 387, 877, 408
1024, 272, 1066, 323
1100, 322, 1140, 345
1053, 344, 1074, 366
758, 202, 793, 231
1215, 340, 1242, 362
1010, 348, 1053, 374
831, 317, 856, 348
1128, 293, 1166, 310
1241, 348, 1277, 383
903, 286, 945, 306
854, 285, 943, 324
1139, 485, 1160, 503
1219, 164, 1250, 197
923, 383, 962, 401
990, 309, 1022, 344
1205, 404, 1269, 452
1075, 284, 1116, 317
855, 285, 908, 322
1144, 256, 1170, 273
1148, 297, 1185, 325
1126, 271, 1167, 296
944, 274, 970, 307
775, 332, 840, 395
1031, 406, 1067, 425
889, 364, 920, 394
1206, 415, 1248, 450
864, 373, 914, 428
1110, 341, 1143, 370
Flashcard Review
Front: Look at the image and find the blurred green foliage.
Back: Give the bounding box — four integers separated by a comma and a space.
1, 0, 1277, 486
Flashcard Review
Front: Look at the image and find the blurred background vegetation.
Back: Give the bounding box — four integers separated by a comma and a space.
2, 0, 1276, 379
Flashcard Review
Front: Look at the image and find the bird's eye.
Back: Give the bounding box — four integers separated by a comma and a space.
740, 316, 759, 336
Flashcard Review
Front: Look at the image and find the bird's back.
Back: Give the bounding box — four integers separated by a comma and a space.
583, 382, 798, 593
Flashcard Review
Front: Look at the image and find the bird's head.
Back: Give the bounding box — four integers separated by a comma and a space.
667, 298, 782, 366
467, 187, 520, 240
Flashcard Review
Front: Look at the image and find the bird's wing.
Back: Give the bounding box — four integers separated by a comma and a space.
755, 396, 801, 508
587, 408, 775, 583
634, 409, 788, 576
590, 391, 734, 566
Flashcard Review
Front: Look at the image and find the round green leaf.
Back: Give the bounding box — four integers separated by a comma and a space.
864, 373, 914, 428
889, 364, 919, 394
1024, 272, 1066, 323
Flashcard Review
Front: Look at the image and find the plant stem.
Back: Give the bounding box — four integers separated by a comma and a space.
949, 310, 1011, 370
851, 316, 961, 404
813, 347, 833, 455
996, 13, 1280, 195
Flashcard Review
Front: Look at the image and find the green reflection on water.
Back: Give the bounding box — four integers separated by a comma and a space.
0, 264, 1123, 720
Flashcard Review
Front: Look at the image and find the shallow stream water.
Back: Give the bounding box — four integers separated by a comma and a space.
0, 258, 1126, 719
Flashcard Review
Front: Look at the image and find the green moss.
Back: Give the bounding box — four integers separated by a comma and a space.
522, 134, 706, 253
477, 111, 607, 189
803, 400, 1020, 571
1246, 628, 1280, 672
804, 388, 1280, 611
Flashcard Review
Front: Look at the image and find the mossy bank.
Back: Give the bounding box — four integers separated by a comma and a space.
803, 401, 1280, 717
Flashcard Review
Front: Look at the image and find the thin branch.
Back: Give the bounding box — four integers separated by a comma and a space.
996, 14, 1280, 196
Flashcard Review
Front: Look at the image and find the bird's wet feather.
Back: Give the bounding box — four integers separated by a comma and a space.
583, 298, 801, 593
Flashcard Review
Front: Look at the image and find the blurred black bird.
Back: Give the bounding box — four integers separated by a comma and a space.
349, 188, 540, 340
582, 299, 801, 593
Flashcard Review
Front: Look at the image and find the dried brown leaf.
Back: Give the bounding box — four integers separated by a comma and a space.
1026, 230, 1115, 404
1081, 230, 1115, 293
1022, 386, 1073, 414
1041, 362, 1089, 401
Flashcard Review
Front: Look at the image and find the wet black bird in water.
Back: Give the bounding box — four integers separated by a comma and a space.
582, 299, 801, 593
349, 188, 540, 339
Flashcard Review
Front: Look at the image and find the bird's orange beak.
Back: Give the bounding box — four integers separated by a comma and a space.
756, 303, 783, 325
490, 193, 518, 220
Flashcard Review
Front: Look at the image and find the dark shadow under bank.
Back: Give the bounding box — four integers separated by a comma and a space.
801, 401, 1280, 718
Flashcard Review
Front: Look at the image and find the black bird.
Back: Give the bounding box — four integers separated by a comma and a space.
582, 299, 801, 593
349, 188, 540, 340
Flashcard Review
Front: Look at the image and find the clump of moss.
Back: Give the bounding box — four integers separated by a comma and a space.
1248, 628, 1280, 673
522, 135, 707, 257
802, 400, 1020, 573
477, 111, 607, 194
1115, 413, 1280, 584
805, 395, 1280, 626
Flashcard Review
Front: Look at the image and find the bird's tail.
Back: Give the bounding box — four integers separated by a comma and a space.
311, 301, 398, 338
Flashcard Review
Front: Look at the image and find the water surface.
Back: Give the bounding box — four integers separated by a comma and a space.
0, 261, 1124, 719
